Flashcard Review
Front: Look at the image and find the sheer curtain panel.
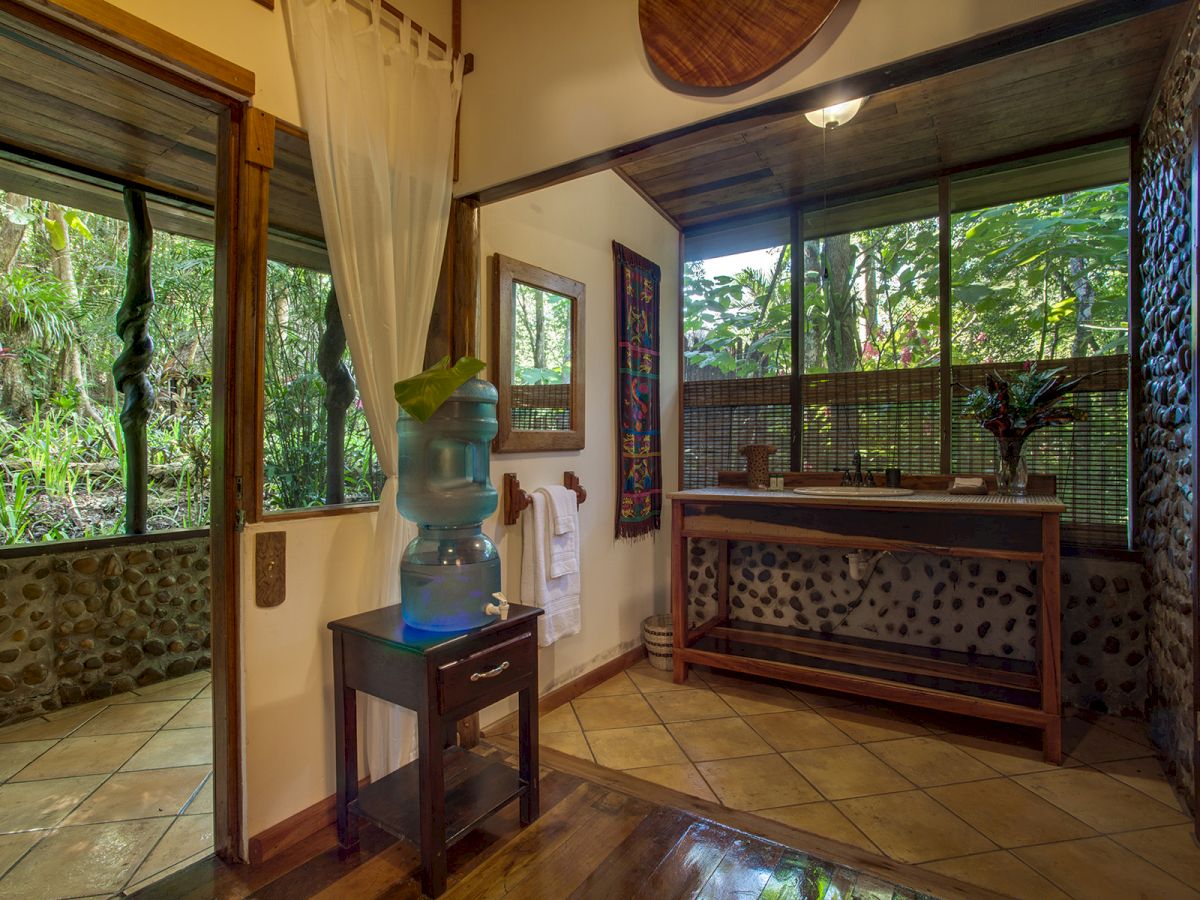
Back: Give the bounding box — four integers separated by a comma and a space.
285, 0, 463, 780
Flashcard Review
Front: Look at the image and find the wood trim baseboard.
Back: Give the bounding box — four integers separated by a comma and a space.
488, 735, 1010, 900
247, 777, 370, 865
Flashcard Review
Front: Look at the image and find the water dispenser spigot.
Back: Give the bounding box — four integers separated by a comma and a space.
485, 592, 510, 621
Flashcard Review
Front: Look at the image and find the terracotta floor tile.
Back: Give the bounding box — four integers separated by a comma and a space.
817, 704, 929, 743
0, 740, 56, 782
742, 711, 854, 752
540, 731, 593, 762
1014, 767, 1189, 833
922, 850, 1072, 900
196, 684, 212, 699
782, 745, 913, 800
0, 711, 97, 744
865, 736, 998, 787
642, 689, 734, 723
164, 698, 212, 730
925, 778, 1096, 848
584, 725, 686, 770
1062, 717, 1155, 764
1111, 824, 1200, 888
835, 790, 995, 863
125, 846, 211, 895
667, 717, 771, 762
1071, 711, 1155, 749
626, 663, 702, 694
0, 818, 171, 899
710, 683, 808, 716
571, 694, 659, 731
130, 678, 208, 702
184, 774, 214, 815
0, 775, 105, 833
72, 701, 187, 737
626, 762, 717, 802
577, 671, 638, 698
695, 753, 820, 811
10, 732, 152, 781
0, 832, 42, 879
63, 765, 211, 824
538, 704, 582, 734
754, 801, 879, 854
127, 814, 214, 888
122, 727, 213, 771
1015, 836, 1200, 900
1094, 756, 1187, 812
940, 731, 1062, 776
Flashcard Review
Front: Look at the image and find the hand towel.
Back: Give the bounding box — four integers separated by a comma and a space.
536, 485, 579, 578
521, 491, 581, 647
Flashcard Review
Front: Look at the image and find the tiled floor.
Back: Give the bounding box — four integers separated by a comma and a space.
537, 659, 1200, 900
0, 671, 213, 899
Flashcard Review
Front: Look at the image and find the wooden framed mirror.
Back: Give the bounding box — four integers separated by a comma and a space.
491, 254, 585, 452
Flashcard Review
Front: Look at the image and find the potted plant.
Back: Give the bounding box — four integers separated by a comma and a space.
960, 364, 1088, 495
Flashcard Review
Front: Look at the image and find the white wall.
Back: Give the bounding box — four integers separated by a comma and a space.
478, 170, 681, 723
456, 0, 1083, 194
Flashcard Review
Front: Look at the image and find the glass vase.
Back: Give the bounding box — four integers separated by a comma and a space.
995, 437, 1028, 496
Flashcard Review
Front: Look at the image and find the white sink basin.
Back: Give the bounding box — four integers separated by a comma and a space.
792, 486, 915, 498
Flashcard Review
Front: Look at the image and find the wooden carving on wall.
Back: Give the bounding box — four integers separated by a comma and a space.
639, 0, 841, 91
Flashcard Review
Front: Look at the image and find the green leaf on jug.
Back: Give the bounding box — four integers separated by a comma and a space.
393, 355, 486, 422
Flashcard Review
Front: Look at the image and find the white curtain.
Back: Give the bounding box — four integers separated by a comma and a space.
285, 0, 463, 779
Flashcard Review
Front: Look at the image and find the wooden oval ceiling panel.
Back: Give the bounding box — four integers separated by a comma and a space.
639, 0, 842, 90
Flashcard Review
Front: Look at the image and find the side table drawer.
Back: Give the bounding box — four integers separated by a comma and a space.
437, 629, 534, 713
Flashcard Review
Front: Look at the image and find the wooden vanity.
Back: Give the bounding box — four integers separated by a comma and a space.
669, 477, 1065, 762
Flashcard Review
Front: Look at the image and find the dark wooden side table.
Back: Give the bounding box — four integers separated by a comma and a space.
328, 602, 543, 897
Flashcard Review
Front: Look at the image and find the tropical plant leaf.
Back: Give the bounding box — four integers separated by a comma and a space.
393, 355, 487, 422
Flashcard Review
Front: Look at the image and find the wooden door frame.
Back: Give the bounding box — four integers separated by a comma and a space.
1, 0, 262, 862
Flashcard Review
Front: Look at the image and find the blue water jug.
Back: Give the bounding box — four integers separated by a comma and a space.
396, 378, 501, 632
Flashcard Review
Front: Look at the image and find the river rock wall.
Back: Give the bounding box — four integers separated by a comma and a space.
0, 535, 211, 726
1138, 1, 1198, 807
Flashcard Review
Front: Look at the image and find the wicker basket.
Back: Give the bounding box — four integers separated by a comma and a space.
642, 614, 674, 671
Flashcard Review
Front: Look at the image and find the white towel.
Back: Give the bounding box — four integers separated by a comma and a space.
536, 485, 579, 578
521, 491, 581, 647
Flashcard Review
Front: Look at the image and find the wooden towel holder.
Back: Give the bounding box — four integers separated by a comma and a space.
503, 472, 587, 526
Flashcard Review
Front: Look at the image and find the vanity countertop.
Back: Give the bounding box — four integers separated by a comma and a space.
668, 486, 1066, 514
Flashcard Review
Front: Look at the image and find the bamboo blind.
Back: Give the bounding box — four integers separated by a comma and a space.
510, 383, 570, 431
682, 354, 1129, 546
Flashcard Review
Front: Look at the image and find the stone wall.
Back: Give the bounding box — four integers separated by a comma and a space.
687, 541, 1148, 717
0, 534, 211, 726
1138, 0, 1198, 806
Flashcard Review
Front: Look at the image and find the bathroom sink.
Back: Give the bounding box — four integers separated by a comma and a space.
792, 486, 915, 497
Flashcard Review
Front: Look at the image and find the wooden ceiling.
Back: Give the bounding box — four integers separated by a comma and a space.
0, 6, 324, 265
618, 5, 1183, 232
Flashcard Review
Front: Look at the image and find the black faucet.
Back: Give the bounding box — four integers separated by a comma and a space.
841, 451, 875, 488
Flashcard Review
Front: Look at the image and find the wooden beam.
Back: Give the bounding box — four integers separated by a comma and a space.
5, 0, 255, 100
212, 102, 274, 862
789, 207, 803, 470
938, 176, 952, 472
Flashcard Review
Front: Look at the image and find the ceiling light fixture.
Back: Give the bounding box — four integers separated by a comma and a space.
804, 97, 867, 129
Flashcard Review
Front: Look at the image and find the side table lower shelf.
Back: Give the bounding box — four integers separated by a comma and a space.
349, 746, 525, 848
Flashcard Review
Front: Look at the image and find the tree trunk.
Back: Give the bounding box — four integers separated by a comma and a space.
0, 193, 34, 415
47, 204, 105, 426
822, 233, 858, 372
533, 290, 545, 369
1068, 256, 1097, 357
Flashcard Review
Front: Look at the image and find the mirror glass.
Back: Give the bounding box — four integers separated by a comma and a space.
492, 255, 585, 452
511, 281, 572, 431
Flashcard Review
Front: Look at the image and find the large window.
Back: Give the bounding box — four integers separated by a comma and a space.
681, 146, 1131, 547
0, 183, 212, 544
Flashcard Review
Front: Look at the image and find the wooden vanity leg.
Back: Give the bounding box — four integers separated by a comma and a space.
1041, 513, 1063, 764
518, 684, 538, 826
333, 634, 359, 853
671, 501, 689, 683
417, 707, 447, 897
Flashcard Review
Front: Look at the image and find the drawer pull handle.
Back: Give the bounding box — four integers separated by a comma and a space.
470, 661, 510, 681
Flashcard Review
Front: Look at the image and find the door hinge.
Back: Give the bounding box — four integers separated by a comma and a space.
234, 476, 245, 532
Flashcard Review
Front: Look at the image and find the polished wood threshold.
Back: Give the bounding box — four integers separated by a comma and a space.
129, 740, 1002, 900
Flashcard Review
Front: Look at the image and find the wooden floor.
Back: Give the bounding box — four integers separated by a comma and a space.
127, 742, 980, 900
